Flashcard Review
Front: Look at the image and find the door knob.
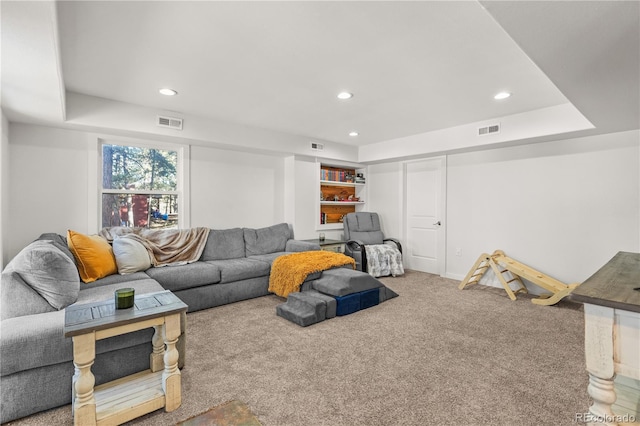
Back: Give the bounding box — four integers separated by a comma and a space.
433, 221, 441, 226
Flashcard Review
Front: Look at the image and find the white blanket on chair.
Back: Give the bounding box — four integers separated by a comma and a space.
365, 244, 404, 277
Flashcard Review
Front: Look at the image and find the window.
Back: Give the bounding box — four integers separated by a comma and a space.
100, 142, 181, 229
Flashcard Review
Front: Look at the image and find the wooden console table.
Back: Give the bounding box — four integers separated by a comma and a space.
64, 290, 188, 426
571, 252, 640, 425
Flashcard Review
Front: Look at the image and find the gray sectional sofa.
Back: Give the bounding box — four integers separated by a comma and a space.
0, 223, 320, 424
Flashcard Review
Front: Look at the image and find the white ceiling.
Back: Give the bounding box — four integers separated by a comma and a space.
2, 1, 639, 150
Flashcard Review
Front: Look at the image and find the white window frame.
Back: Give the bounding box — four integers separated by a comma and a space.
95, 137, 190, 231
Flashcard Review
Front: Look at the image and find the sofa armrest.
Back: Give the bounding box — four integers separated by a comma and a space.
1, 309, 186, 377
286, 240, 321, 252
0, 311, 70, 376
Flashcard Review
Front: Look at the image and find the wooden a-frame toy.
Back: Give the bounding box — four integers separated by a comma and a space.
458, 250, 580, 305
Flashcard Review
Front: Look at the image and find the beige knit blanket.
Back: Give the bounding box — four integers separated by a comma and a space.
100, 226, 210, 267
268, 251, 355, 298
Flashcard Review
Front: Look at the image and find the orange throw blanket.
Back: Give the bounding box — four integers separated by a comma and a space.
268, 251, 355, 297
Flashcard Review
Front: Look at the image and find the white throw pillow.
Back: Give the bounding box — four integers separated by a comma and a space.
112, 235, 152, 274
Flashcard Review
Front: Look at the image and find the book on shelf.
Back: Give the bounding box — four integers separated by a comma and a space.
321, 169, 358, 183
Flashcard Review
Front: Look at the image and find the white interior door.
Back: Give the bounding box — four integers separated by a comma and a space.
404, 158, 445, 274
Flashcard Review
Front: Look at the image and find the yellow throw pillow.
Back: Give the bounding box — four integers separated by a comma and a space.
67, 229, 118, 283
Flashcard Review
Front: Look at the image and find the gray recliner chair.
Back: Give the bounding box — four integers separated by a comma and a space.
343, 212, 403, 277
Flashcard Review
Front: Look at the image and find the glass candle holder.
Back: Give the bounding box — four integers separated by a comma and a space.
115, 288, 135, 309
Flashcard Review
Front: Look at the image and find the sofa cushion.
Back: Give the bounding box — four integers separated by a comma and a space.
247, 252, 288, 264
2, 240, 80, 311
81, 272, 151, 290
145, 263, 221, 292
74, 278, 165, 305
200, 228, 245, 261
67, 230, 118, 283
112, 235, 152, 274
205, 258, 271, 283
243, 223, 291, 256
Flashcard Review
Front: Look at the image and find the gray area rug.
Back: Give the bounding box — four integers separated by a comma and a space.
6, 271, 589, 425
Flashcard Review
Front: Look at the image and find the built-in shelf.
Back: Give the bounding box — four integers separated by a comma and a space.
320, 180, 365, 187
318, 163, 366, 228
320, 201, 365, 206
317, 222, 345, 231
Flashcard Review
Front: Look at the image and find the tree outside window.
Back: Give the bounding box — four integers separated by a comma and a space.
101, 143, 179, 229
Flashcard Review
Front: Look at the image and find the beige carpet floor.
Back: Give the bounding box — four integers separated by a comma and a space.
6, 271, 589, 425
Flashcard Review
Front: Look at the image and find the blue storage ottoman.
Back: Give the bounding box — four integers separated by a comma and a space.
335, 288, 380, 316
360, 288, 380, 310
335, 292, 361, 316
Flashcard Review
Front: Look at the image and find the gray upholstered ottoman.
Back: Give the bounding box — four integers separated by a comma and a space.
277, 269, 399, 326
312, 267, 383, 296
276, 290, 337, 327
312, 268, 398, 303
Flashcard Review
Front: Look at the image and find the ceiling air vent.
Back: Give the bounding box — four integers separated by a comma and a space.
478, 123, 500, 136
310, 142, 324, 151
157, 115, 183, 130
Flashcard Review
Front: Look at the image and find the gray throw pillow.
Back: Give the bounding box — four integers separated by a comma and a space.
6, 240, 80, 310
34, 233, 77, 265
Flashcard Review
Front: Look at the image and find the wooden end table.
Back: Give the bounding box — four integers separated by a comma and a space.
64, 290, 188, 426
302, 238, 345, 253
571, 252, 640, 425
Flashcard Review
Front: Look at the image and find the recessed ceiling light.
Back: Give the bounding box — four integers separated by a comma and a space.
494, 91, 511, 100
159, 88, 178, 96
349, 131, 359, 137
337, 92, 353, 100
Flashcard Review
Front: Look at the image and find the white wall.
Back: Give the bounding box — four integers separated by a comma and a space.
446, 130, 639, 286
359, 103, 593, 163
4, 123, 89, 260
6, 124, 94, 260
367, 162, 403, 241
190, 145, 285, 229
0, 112, 9, 267
291, 157, 321, 240
365, 130, 640, 290
66, 92, 359, 164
